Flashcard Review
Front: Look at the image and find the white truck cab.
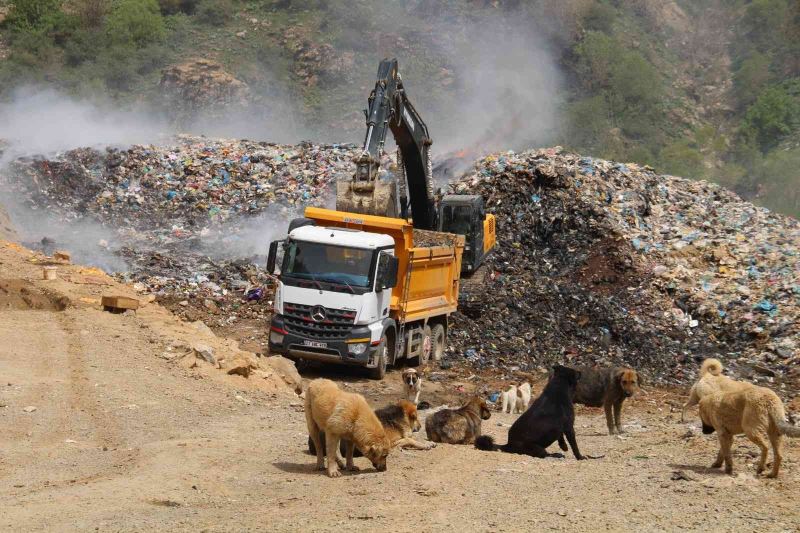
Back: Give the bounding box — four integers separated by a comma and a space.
268, 223, 399, 378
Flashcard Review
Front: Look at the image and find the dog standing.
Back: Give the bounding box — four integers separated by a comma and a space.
573, 366, 640, 435
476, 365, 586, 459
516, 382, 532, 413
305, 379, 391, 477
402, 368, 422, 405
682, 358, 753, 422
425, 396, 492, 444
499, 385, 518, 414
699, 386, 800, 478
309, 399, 435, 455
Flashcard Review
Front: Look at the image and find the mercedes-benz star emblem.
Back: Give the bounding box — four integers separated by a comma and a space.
310, 306, 326, 322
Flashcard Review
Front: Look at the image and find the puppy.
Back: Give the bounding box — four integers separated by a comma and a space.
682, 358, 753, 422
402, 368, 422, 405
517, 382, 532, 413
309, 399, 435, 455
305, 379, 391, 477
573, 366, 640, 435
425, 396, 492, 444
499, 385, 518, 414
476, 365, 586, 459
699, 386, 800, 478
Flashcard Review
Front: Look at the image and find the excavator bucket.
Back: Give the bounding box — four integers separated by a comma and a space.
336, 178, 398, 218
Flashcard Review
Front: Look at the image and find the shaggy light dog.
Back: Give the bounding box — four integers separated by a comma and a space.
305, 379, 392, 477
699, 386, 800, 478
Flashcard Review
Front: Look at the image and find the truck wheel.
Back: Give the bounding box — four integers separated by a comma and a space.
369, 335, 388, 380
431, 324, 446, 361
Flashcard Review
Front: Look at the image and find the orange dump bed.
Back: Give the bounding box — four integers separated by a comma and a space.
304, 207, 464, 323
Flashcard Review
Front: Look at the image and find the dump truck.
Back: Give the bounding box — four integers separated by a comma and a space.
266, 207, 464, 379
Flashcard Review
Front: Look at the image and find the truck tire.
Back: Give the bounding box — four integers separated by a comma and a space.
369, 334, 388, 380
431, 323, 446, 361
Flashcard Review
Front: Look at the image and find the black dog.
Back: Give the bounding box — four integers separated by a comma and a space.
475, 365, 586, 459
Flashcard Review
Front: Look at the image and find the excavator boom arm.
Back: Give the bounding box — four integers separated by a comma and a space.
338, 58, 438, 230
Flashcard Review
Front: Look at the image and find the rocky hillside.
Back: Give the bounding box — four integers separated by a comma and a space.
0, 0, 798, 217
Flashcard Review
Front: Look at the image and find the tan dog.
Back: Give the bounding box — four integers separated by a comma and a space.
682, 358, 753, 422
308, 399, 434, 456
425, 396, 492, 444
305, 378, 391, 477
382, 399, 435, 450
699, 386, 800, 477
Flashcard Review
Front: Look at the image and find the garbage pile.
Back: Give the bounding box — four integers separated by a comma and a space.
448, 147, 799, 384
7, 135, 360, 233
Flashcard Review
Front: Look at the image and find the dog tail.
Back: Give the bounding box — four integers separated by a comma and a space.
475, 435, 500, 451
765, 399, 800, 438
700, 358, 723, 377
777, 421, 800, 437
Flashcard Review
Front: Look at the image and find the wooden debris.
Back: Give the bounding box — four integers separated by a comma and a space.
101, 295, 140, 313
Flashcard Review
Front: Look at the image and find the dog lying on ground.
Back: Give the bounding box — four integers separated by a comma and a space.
517, 382, 532, 412
499, 385, 518, 414
402, 368, 422, 405
682, 358, 753, 422
305, 378, 392, 477
699, 386, 800, 478
425, 396, 492, 444
308, 399, 435, 456
476, 365, 586, 459
573, 366, 640, 435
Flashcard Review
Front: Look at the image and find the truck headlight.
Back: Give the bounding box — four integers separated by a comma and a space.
348, 343, 368, 355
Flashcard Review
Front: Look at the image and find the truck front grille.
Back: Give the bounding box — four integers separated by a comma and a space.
283, 303, 356, 341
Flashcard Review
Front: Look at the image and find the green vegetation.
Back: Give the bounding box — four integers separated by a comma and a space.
0, 0, 798, 217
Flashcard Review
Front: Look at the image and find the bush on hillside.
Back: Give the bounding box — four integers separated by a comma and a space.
740, 83, 800, 152
196, 0, 233, 26
106, 0, 166, 48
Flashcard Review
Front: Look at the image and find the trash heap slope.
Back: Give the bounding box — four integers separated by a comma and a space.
449, 147, 799, 382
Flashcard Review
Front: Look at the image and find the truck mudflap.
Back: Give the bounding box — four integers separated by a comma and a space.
268, 315, 383, 367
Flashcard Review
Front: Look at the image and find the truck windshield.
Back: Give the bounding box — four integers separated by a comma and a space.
282, 241, 374, 288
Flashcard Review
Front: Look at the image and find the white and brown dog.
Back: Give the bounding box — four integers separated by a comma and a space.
402, 368, 422, 405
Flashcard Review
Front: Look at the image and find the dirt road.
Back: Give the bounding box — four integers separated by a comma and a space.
1, 241, 799, 531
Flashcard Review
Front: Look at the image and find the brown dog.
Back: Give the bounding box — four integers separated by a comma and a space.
425, 397, 491, 444
682, 358, 753, 422
573, 366, 641, 435
699, 386, 800, 477
308, 399, 435, 455
305, 378, 392, 477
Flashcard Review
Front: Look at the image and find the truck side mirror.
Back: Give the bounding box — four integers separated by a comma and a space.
267, 240, 284, 274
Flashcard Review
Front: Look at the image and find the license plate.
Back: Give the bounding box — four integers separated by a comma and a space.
303, 340, 327, 348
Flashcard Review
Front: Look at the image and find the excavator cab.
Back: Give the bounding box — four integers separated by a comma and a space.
439, 195, 496, 274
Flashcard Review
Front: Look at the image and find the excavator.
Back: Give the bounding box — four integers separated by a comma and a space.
336, 58, 495, 274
